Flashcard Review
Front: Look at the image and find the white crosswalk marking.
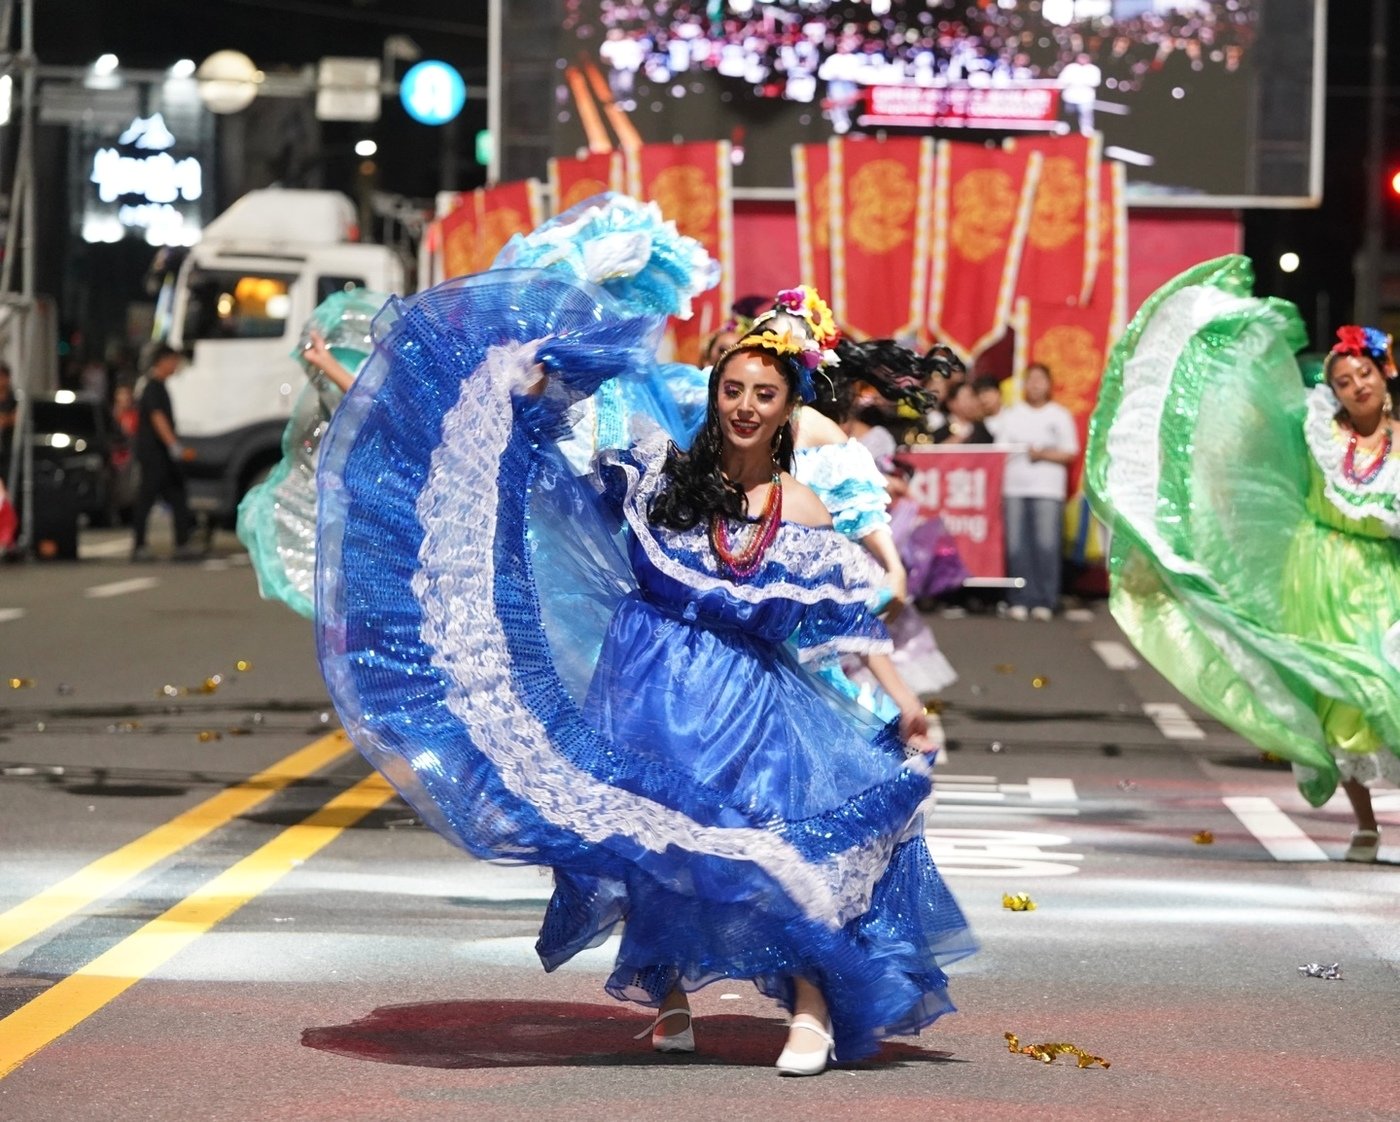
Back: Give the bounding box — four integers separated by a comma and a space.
81, 537, 139, 559
0, 608, 24, 623
1143, 702, 1205, 740
1223, 796, 1329, 862
1091, 639, 1140, 670
934, 775, 1081, 816
84, 577, 160, 599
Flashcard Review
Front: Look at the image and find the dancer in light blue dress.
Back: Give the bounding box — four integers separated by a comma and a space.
237, 288, 387, 618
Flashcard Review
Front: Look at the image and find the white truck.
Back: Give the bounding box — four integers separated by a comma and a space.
163, 189, 407, 522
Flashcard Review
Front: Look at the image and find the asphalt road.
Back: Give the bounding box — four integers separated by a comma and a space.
1, 525, 1397, 1122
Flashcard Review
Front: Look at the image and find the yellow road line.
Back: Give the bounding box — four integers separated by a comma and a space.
0, 772, 395, 1078
0, 732, 353, 958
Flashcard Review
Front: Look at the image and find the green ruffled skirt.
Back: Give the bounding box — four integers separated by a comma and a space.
1085, 256, 1400, 806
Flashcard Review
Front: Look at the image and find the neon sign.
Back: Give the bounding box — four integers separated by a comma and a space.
86, 114, 203, 246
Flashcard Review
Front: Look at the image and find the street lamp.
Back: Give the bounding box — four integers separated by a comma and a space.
195, 50, 260, 114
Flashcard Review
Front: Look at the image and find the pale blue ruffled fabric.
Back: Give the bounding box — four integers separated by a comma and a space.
795, 441, 892, 541
493, 191, 719, 320
316, 267, 973, 1061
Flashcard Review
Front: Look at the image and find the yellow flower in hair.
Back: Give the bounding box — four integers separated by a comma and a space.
802, 289, 839, 347
746, 327, 805, 357
776, 285, 840, 348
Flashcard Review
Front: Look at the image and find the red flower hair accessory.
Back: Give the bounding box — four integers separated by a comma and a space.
1329, 325, 1396, 380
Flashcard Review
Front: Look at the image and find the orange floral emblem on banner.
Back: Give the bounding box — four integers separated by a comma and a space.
446, 207, 531, 276
950, 168, 1016, 264
561, 178, 609, 212
1028, 156, 1083, 251
849, 159, 916, 255
1033, 324, 1101, 415
649, 166, 717, 243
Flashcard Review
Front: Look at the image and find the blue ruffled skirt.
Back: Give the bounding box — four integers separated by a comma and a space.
316, 270, 974, 1060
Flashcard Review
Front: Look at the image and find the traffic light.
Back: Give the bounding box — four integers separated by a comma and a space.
1390, 166, 1400, 200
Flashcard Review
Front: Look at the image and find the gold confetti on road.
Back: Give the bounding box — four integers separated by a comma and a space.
1005, 1032, 1110, 1069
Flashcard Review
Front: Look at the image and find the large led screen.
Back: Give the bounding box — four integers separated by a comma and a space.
545, 0, 1321, 205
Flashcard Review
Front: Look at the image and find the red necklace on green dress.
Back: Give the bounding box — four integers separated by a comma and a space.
1342, 426, 1392, 486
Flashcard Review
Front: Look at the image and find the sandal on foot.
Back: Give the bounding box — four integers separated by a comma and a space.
1344, 828, 1381, 863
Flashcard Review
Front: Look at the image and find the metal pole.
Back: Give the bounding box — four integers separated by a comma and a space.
4, 0, 34, 551
1356, 0, 1388, 325
439, 113, 458, 192
487, 0, 501, 184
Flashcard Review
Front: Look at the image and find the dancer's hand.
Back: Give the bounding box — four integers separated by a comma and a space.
899, 703, 935, 755
302, 330, 356, 392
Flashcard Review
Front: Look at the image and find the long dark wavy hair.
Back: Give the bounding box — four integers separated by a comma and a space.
808, 338, 932, 424
648, 344, 800, 530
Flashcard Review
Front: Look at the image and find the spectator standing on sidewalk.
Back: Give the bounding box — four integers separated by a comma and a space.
929, 379, 994, 445
131, 344, 197, 562
973, 375, 1006, 439
995, 362, 1079, 620
0, 361, 16, 468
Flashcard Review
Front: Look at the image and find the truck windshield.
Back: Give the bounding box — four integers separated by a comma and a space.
182, 269, 297, 341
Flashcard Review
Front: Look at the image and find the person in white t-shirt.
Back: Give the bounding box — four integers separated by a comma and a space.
994, 363, 1079, 620
1057, 53, 1102, 136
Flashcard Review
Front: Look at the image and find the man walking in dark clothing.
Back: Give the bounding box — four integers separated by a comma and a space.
131, 344, 197, 561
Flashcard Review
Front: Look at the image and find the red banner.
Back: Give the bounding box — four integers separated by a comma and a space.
1015, 133, 1102, 307
859, 83, 1061, 130
629, 141, 733, 363
1013, 159, 1128, 500
830, 136, 934, 340
549, 151, 624, 215
926, 140, 1040, 362
440, 180, 545, 281
896, 447, 1010, 579
791, 142, 832, 299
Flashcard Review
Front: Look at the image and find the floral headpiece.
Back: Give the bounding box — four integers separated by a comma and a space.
724, 285, 842, 402
1328, 325, 1396, 380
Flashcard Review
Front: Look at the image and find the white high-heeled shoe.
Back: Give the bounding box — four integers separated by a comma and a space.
775, 1017, 834, 1076
634, 1007, 694, 1053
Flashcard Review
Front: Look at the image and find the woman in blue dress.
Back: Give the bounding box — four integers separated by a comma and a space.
315, 202, 974, 1076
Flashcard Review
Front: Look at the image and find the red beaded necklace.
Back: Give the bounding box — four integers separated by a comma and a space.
1343, 425, 1392, 486
710, 473, 783, 578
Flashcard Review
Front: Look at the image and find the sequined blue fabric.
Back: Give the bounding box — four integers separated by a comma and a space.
316, 268, 973, 1060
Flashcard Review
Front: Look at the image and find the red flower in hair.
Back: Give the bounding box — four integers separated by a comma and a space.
1334, 325, 1368, 355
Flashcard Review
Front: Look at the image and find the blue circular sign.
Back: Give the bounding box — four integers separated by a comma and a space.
400, 61, 467, 126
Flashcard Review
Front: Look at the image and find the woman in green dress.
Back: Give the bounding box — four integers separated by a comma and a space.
1085, 256, 1400, 863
